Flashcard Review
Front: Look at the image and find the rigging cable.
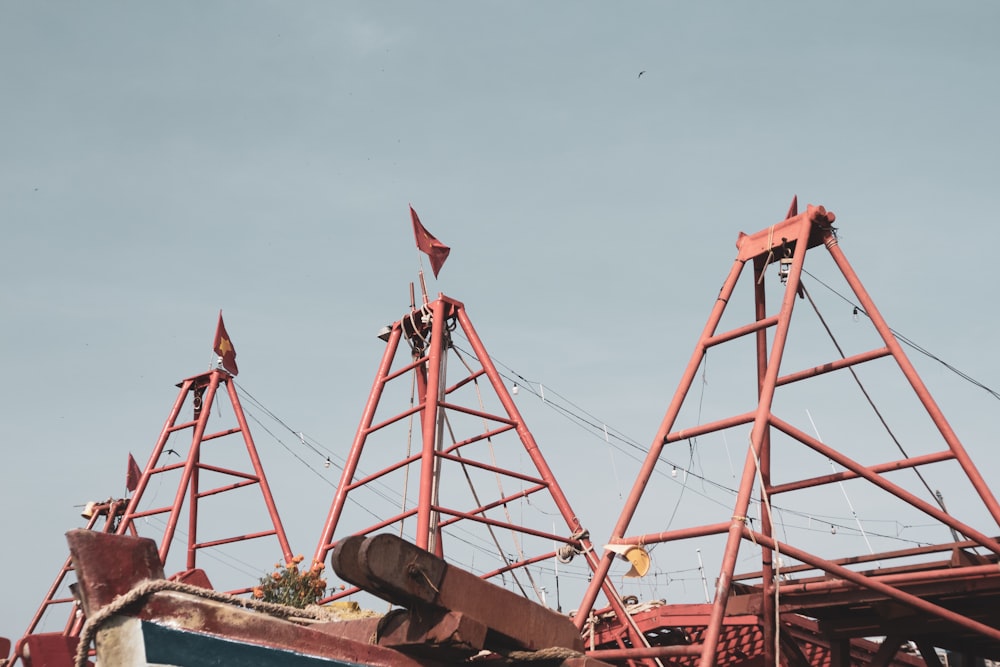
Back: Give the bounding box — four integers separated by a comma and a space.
799, 282, 953, 522
449, 341, 537, 600
806, 409, 880, 566
477, 342, 946, 549
234, 381, 942, 590
231, 299, 980, 605
237, 384, 580, 579
802, 270, 1000, 401
400, 360, 417, 541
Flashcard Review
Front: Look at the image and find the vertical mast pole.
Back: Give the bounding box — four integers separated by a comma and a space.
416, 298, 447, 550
753, 253, 778, 667
696, 215, 811, 667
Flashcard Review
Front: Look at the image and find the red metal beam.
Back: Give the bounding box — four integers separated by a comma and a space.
769, 415, 1000, 555
574, 254, 748, 632
746, 528, 1000, 642
825, 237, 1000, 529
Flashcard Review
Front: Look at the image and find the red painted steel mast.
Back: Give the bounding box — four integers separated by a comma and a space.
311, 290, 654, 646
12, 364, 294, 666
573, 202, 1000, 665
119, 367, 294, 569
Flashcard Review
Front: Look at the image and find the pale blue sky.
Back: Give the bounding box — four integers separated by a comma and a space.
3, 2, 999, 642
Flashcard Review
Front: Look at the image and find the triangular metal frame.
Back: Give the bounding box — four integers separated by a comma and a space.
573, 204, 1000, 666
12, 367, 293, 664
312, 293, 641, 633
120, 367, 293, 571
13, 499, 128, 658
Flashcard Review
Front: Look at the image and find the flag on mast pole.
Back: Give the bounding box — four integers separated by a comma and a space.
213, 311, 239, 376
126, 453, 141, 492
410, 206, 450, 278
785, 195, 798, 219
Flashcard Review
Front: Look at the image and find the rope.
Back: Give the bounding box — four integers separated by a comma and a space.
744, 434, 781, 667
73, 578, 582, 666
802, 268, 1000, 402
756, 224, 777, 284
73, 580, 337, 667
400, 368, 416, 542
406, 304, 433, 354
448, 344, 537, 600
799, 283, 951, 522
503, 646, 585, 661
413, 566, 441, 594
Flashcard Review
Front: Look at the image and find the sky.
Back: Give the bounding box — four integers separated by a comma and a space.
3, 1, 1000, 646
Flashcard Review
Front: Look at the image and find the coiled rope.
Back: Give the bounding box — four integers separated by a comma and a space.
73, 580, 344, 667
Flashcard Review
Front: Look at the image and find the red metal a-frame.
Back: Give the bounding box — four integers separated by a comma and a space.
12, 499, 129, 663
573, 203, 1000, 666
311, 292, 643, 634
121, 367, 293, 570
12, 366, 293, 665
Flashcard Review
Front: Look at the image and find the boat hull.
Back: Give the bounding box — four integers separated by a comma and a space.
100, 616, 369, 667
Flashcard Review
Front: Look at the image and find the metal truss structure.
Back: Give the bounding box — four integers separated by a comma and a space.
11, 367, 293, 665
12, 202, 1000, 667
310, 292, 646, 638
572, 203, 1000, 666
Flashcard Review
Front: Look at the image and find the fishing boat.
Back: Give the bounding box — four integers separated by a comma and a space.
61, 529, 606, 667
5, 201, 1000, 666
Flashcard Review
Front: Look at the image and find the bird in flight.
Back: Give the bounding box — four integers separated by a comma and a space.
165, 449, 180, 457
638, 70, 646, 79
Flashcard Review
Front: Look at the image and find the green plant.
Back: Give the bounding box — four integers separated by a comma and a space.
252, 555, 327, 608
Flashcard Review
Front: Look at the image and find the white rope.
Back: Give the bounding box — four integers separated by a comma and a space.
806, 410, 881, 566
449, 344, 539, 600
74, 580, 339, 667
746, 433, 781, 667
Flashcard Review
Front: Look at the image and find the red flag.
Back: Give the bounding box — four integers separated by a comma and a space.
213, 311, 239, 376
410, 206, 450, 278
126, 453, 141, 492
785, 195, 798, 219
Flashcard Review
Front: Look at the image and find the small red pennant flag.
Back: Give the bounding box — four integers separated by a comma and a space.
785, 195, 798, 219
410, 206, 450, 278
126, 453, 141, 492
213, 312, 239, 376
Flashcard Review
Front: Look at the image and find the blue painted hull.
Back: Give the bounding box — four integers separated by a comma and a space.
141, 621, 366, 667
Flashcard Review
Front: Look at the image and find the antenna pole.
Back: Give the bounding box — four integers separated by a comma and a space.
418, 270, 429, 305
